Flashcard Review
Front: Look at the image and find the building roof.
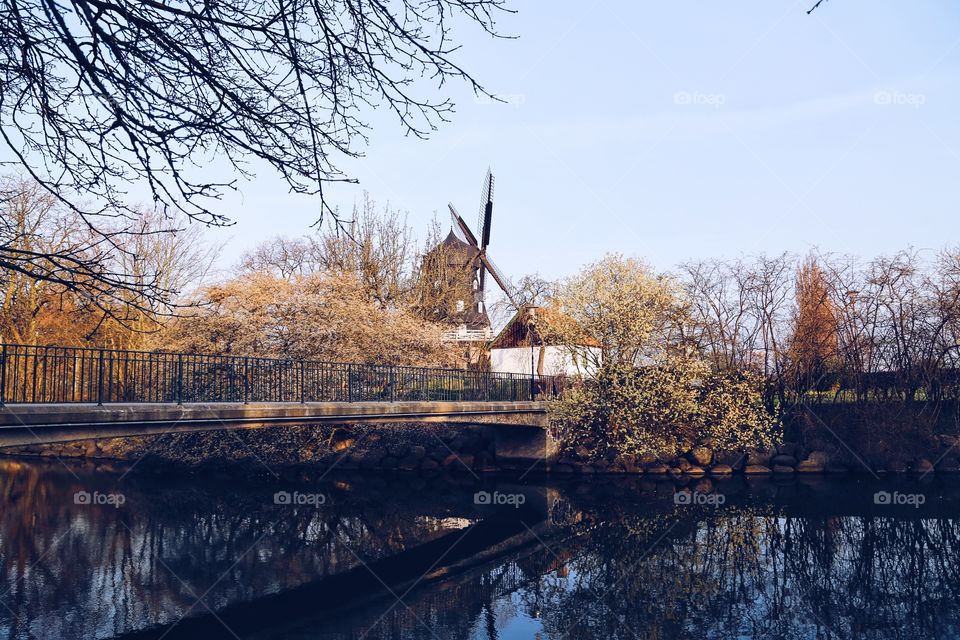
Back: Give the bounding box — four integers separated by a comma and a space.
432, 229, 479, 262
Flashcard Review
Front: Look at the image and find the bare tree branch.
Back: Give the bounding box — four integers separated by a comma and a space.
1, 0, 509, 308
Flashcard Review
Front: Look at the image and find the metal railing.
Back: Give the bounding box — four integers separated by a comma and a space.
0, 344, 564, 406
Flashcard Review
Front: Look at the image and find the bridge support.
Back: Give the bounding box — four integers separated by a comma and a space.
483, 424, 558, 471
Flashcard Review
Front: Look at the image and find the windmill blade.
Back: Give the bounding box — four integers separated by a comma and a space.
479, 253, 515, 306
478, 256, 486, 295
477, 170, 494, 250
448, 204, 478, 247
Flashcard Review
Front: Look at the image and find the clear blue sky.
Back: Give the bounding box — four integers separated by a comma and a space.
206, 0, 960, 282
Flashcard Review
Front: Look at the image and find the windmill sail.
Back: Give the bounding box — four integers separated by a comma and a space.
448, 204, 478, 246
478, 170, 494, 249
473, 170, 495, 294
480, 253, 515, 306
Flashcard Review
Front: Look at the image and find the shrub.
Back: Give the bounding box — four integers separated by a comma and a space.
550, 358, 778, 461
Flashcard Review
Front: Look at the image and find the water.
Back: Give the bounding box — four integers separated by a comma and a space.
1, 458, 960, 639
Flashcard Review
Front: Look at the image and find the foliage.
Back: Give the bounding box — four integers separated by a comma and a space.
547, 253, 778, 460
548, 256, 776, 460
545, 254, 686, 370
550, 360, 777, 460
697, 368, 779, 452
159, 271, 458, 367
788, 255, 839, 393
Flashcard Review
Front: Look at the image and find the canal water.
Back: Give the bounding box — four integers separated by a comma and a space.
1, 457, 959, 639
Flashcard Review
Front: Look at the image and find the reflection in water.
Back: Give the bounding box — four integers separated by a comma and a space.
0, 459, 483, 639
1, 459, 960, 639
271, 478, 960, 640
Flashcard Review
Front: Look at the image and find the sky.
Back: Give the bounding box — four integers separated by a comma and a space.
197, 0, 960, 283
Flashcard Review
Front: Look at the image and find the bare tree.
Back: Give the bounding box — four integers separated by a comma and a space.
1, 0, 508, 306
488, 273, 553, 329
680, 256, 793, 373
749, 253, 794, 386
0, 176, 216, 343
811, 248, 960, 405
107, 207, 219, 345
238, 194, 417, 308
316, 194, 416, 308
238, 236, 323, 280
818, 252, 878, 401
0, 176, 81, 343
933, 248, 960, 377
679, 254, 794, 407
0, 174, 181, 323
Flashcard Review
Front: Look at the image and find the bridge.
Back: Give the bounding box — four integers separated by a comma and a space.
0, 344, 559, 463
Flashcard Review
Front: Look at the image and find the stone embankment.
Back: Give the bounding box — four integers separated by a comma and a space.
553, 435, 960, 476
6, 423, 960, 476
2, 423, 502, 474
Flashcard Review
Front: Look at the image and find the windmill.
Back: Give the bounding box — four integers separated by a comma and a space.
447, 169, 516, 317
421, 169, 515, 346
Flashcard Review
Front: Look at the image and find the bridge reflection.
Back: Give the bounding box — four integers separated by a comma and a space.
0, 459, 564, 639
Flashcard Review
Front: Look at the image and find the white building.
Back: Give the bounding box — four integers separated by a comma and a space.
488, 306, 599, 377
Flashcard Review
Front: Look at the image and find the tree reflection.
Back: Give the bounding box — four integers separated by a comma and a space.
3, 463, 960, 640
511, 487, 960, 640
0, 460, 486, 639
311, 482, 960, 640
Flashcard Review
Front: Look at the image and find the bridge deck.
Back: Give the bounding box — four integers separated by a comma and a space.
0, 401, 549, 448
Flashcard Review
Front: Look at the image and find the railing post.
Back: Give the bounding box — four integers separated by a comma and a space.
97, 349, 105, 406
176, 354, 183, 405
389, 366, 395, 403
347, 364, 353, 402
300, 360, 305, 404
243, 357, 249, 404
530, 372, 535, 402
0, 344, 6, 407
277, 363, 283, 402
